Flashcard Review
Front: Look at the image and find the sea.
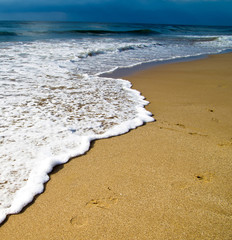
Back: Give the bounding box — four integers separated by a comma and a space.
0, 21, 232, 223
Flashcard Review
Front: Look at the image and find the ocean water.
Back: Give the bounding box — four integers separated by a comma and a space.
0, 21, 232, 223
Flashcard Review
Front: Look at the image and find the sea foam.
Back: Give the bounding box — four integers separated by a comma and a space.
0, 41, 154, 223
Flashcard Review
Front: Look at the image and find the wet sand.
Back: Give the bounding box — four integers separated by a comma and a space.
1, 53, 232, 240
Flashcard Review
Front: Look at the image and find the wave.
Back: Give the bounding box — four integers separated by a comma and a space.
118, 46, 135, 52
67, 29, 159, 35
0, 29, 159, 39
78, 50, 105, 58
171, 36, 220, 44
33, 29, 159, 36
0, 31, 18, 36
190, 37, 219, 42
77, 43, 149, 59
78, 47, 134, 59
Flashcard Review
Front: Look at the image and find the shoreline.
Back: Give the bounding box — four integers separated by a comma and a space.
1, 52, 232, 239
100, 49, 232, 79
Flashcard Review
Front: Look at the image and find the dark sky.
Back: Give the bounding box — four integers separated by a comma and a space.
0, 0, 232, 26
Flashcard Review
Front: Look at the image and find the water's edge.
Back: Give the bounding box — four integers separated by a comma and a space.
100, 49, 232, 79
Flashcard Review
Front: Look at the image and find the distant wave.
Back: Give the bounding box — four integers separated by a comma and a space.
66, 29, 159, 35
33, 29, 159, 36
0, 31, 18, 36
118, 46, 135, 52
78, 44, 149, 59
78, 50, 105, 58
191, 37, 219, 42
78, 47, 134, 59
185, 36, 219, 43
0, 29, 160, 38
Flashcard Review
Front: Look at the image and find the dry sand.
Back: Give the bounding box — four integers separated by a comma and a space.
0, 53, 232, 240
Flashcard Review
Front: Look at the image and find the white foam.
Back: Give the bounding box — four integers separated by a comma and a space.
0, 40, 155, 223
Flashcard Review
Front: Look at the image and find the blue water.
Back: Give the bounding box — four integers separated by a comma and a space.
0, 21, 232, 224
0, 21, 232, 42
1, 22, 232, 72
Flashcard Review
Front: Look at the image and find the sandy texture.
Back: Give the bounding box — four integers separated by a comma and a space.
1, 53, 232, 240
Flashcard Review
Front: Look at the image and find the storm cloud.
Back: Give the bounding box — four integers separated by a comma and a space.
0, 0, 231, 26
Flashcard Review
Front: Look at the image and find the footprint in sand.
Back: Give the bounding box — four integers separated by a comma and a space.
70, 215, 88, 227
188, 132, 208, 137
158, 122, 185, 132
218, 138, 232, 147
172, 172, 214, 190
175, 123, 185, 128
159, 121, 209, 138
195, 172, 214, 183
86, 197, 118, 209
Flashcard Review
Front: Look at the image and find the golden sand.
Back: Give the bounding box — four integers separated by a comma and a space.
0, 53, 232, 240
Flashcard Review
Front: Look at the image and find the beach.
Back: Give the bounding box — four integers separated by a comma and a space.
1, 53, 232, 239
